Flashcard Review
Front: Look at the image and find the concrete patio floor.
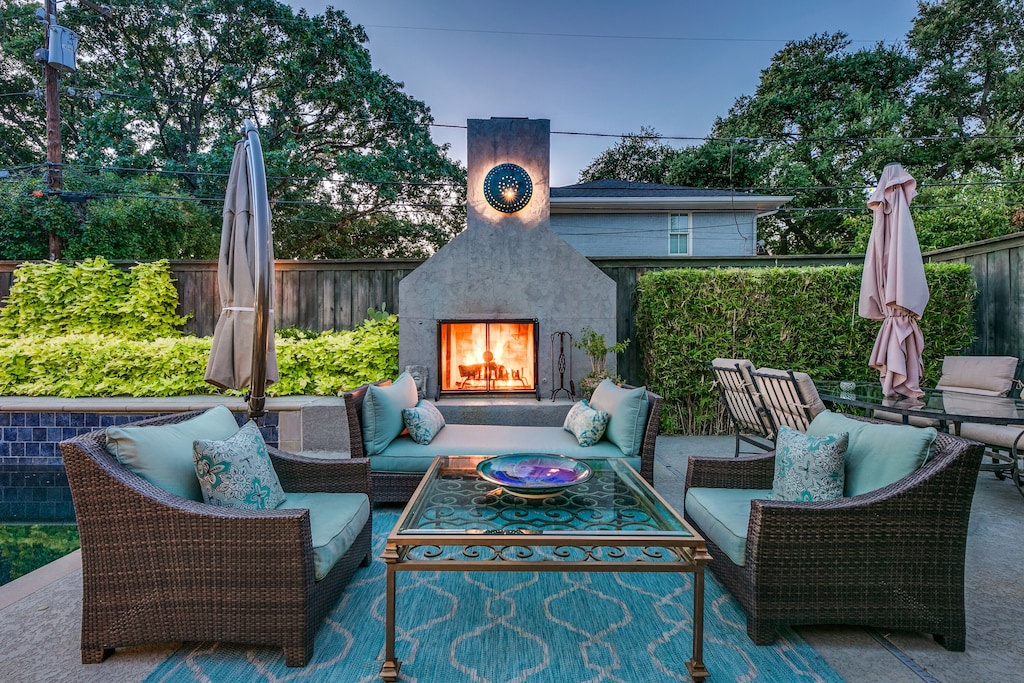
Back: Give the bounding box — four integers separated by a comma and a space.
1, 435, 1021, 682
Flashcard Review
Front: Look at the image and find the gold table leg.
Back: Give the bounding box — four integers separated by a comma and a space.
380, 544, 401, 682
686, 563, 710, 681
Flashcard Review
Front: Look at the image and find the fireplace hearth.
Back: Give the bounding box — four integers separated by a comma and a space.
438, 319, 538, 396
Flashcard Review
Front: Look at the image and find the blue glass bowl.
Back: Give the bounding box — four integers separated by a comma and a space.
476, 454, 592, 498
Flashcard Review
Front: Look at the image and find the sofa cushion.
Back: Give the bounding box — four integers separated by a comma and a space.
402, 400, 446, 445
370, 424, 634, 473
684, 487, 772, 567
193, 421, 286, 510
589, 380, 649, 456
105, 405, 240, 501
362, 373, 418, 455
935, 355, 1018, 396
276, 492, 370, 581
807, 410, 937, 497
563, 400, 610, 447
769, 426, 847, 502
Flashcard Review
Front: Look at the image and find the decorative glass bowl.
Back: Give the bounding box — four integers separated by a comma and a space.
476, 453, 593, 498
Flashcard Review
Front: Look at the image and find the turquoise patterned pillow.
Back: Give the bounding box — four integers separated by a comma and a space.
402, 400, 446, 445
563, 399, 610, 447
193, 421, 286, 509
770, 425, 848, 502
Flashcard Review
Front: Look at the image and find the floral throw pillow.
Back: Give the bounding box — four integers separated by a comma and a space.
402, 400, 446, 445
770, 425, 848, 502
193, 420, 286, 509
563, 399, 611, 447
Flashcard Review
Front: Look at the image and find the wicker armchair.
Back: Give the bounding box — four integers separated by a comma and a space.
684, 420, 984, 650
59, 411, 373, 667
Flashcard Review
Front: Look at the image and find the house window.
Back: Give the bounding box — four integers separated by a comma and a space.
669, 214, 690, 255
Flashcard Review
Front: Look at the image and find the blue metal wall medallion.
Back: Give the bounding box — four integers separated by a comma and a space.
483, 163, 533, 213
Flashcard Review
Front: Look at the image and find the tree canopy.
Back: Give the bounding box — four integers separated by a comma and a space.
0, 0, 466, 259
581, 0, 1024, 254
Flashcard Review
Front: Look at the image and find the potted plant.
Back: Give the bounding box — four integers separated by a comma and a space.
574, 326, 630, 399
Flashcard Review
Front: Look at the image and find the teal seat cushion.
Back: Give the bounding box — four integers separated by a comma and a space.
806, 410, 937, 497
105, 405, 240, 501
370, 424, 634, 473
277, 492, 370, 582
362, 373, 418, 455
684, 487, 772, 567
589, 380, 650, 456
193, 421, 286, 510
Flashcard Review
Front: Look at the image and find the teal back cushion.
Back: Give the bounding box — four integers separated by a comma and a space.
105, 405, 240, 501
806, 410, 937, 497
362, 373, 418, 455
589, 380, 649, 456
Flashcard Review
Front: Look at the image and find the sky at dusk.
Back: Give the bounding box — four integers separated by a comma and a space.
289, 1, 922, 186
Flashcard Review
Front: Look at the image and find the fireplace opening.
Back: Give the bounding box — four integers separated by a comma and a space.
438, 319, 538, 397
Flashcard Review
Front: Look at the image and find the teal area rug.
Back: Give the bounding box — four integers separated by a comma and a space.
145, 509, 844, 682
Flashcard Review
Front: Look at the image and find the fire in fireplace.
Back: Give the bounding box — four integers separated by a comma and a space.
438, 320, 538, 396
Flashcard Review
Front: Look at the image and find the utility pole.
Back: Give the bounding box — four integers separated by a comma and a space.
42, 0, 63, 259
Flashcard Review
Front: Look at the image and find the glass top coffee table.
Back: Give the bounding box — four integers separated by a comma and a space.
379, 455, 711, 682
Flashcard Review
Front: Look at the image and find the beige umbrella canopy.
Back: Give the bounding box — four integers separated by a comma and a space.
205, 120, 278, 419
858, 163, 929, 398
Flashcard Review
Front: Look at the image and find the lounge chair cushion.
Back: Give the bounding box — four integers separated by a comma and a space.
193, 420, 286, 509
684, 487, 772, 566
277, 492, 370, 581
935, 355, 1019, 396
807, 411, 937, 497
105, 404, 239, 501
402, 400, 446, 445
589, 380, 649, 456
769, 426, 848, 502
362, 372, 418, 455
563, 400, 610, 446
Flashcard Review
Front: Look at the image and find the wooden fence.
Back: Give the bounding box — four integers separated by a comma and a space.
2, 237, 1020, 383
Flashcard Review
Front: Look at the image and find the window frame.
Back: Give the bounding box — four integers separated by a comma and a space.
668, 213, 691, 255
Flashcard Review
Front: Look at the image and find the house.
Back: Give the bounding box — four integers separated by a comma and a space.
549, 180, 792, 257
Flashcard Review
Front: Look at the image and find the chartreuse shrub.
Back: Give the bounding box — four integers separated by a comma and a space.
0, 525, 80, 586
635, 264, 976, 434
0, 315, 398, 397
0, 257, 187, 339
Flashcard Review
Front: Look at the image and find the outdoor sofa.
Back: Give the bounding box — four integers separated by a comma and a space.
683, 411, 984, 650
59, 407, 372, 667
343, 374, 663, 503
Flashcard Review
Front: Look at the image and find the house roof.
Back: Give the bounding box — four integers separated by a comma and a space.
549, 179, 792, 213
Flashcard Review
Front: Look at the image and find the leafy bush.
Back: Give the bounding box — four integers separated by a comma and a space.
0, 315, 399, 397
0, 525, 80, 586
0, 257, 187, 339
635, 264, 976, 434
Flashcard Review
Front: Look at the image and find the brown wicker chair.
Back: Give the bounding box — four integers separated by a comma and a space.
683, 419, 984, 650
344, 381, 663, 503
59, 411, 373, 667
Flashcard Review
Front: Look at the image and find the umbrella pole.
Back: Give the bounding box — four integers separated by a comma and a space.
242, 119, 272, 423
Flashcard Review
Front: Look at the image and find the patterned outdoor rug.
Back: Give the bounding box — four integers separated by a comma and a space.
145, 509, 843, 683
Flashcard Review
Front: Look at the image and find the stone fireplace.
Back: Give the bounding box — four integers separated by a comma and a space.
398, 118, 616, 400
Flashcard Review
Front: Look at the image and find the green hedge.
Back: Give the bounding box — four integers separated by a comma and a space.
0, 315, 399, 397
635, 264, 976, 434
0, 525, 80, 586
0, 257, 187, 339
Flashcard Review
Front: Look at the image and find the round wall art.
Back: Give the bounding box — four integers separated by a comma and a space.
483, 163, 533, 213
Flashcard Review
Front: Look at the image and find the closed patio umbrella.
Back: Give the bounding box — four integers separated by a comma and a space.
205, 119, 278, 419
858, 162, 928, 398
